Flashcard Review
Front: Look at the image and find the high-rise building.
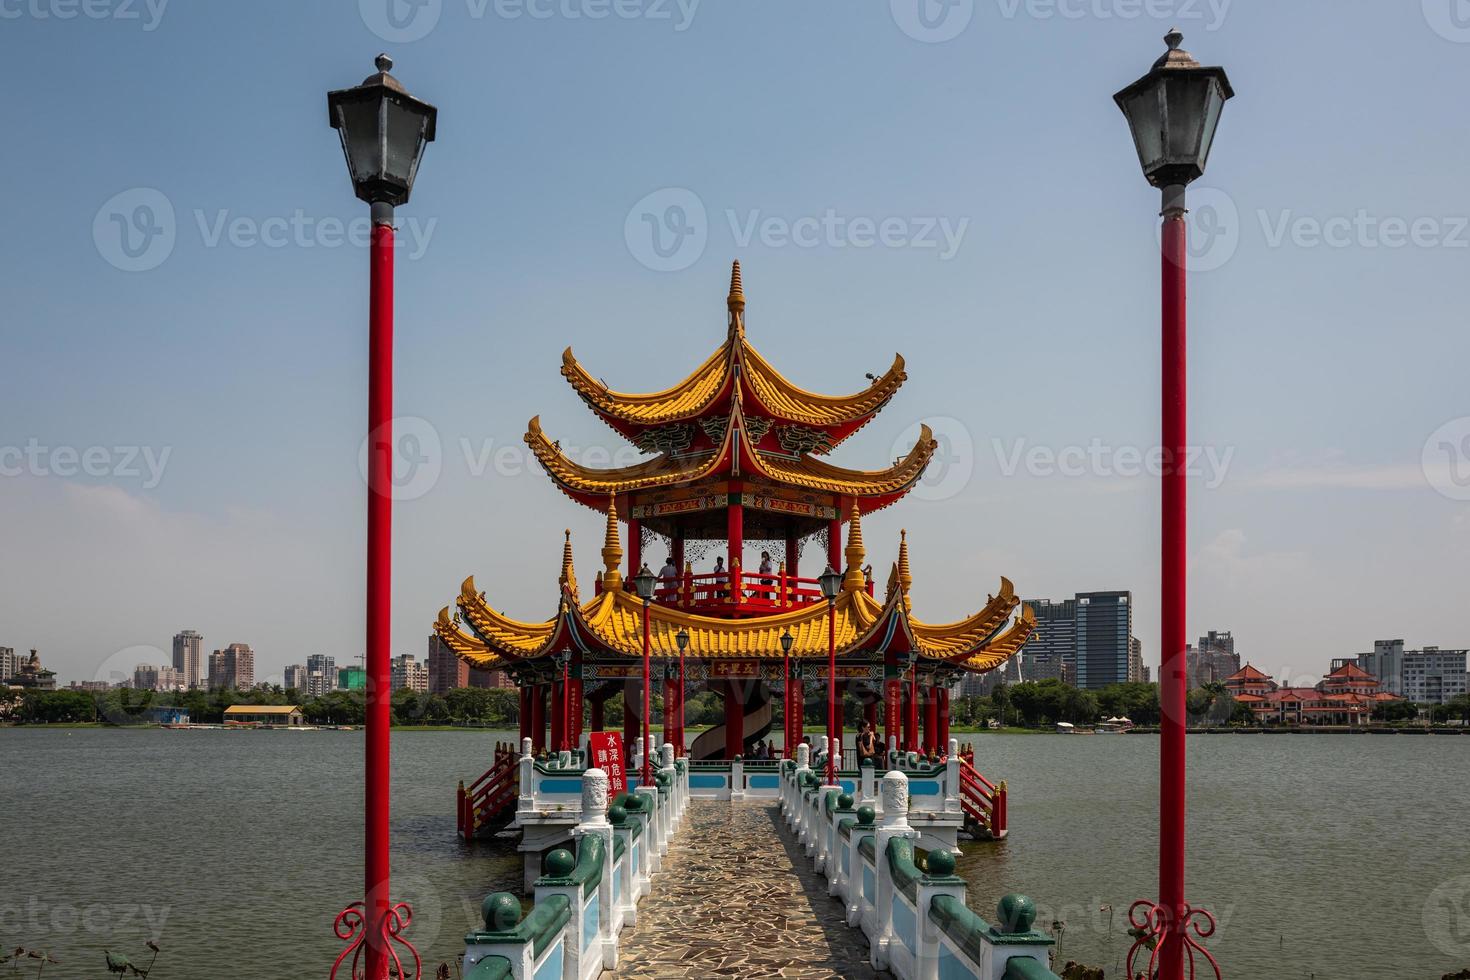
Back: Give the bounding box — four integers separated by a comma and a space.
0, 646, 17, 682
1128, 636, 1147, 684
1023, 598, 1077, 677
172, 629, 204, 689
284, 664, 308, 690
1346, 640, 1467, 704
207, 643, 255, 690
1187, 630, 1240, 687
391, 654, 429, 693
304, 654, 336, 697
134, 665, 185, 692
428, 635, 470, 693
1075, 591, 1133, 690
337, 666, 366, 691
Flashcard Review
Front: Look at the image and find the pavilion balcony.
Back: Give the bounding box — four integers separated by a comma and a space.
644, 568, 873, 617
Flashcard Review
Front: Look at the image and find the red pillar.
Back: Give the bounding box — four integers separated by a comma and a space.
785, 536, 800, 579
1159, 191, 1189, 980
923, 683, 939, 755
627, 514, 641, 585
833, 679, 845, 764
937, 686, 951, 750
672, 531, 684, 580
530, 684, 547, 752
792, 670, 804, 748
518, 685, 532, 744
364, 217, 394, 979
663, 670, 676, 749
568, 673, 583, 746
906, 671, 920, 753
884, 671, 901, 753
728, 483, 744, 596
550, 673, 565, 753
622, 680, 639, 752
864, 695, 879, 732
725, 679, 746, 759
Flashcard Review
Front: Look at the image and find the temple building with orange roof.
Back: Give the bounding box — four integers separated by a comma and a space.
1223, 661, 1402, 726
433, 262, 1034, 766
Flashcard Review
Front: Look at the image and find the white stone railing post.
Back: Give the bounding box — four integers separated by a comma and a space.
859, 760, 877, 806
870, 771, 919, 972
827, 792, 855, 898
463, 893, 536, 980
610, 800, 639, 925
844, 804, 876, 927
532, 848, 589, 980
730, 756, 745, 802
517, 738, 536, 815
573, 768, 618, 972
635, 780, 664, 868
914, 849, 966, 979
944, 737, 963, 815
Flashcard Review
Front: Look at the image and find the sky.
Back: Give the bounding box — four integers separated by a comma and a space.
3, 0, 1469, 689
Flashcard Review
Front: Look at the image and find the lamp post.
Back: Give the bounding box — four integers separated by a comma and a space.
818, 565, 842, 785
633, 564, 657, 784
326, 53, 436, 980
780, 627, 794, 758
1114, 29, 1232, 980
676, 627, 689, 755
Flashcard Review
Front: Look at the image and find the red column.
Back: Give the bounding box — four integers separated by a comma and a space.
568, 673, 584, 746
530, 684, 547, 752
725, 679, 745, 759
672, 531, 684, 580
906, 671, 919, 753
884, 677, 901, 753
364, 218, 394, 980
833, 680, 844, 765
518, 685, 532, 743
785, 536, 799, 579
924, 683, 939, 755
622, 680, 639, 752
627, 514, 641, 585
1159, 193, 1189, 980
937, 686, 951, 749
550, 672, 565, 753
663, 670, 676, 749
727, 483, 743, 578
792, 671, 805, 748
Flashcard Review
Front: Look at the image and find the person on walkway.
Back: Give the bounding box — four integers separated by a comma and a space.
712, 556, 727, 599
857, 721, 879, 768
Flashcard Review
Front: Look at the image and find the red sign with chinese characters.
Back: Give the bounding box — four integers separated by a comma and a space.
588, 731, 627, 795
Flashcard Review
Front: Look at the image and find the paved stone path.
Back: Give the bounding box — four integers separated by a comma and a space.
609, 801, 888, 978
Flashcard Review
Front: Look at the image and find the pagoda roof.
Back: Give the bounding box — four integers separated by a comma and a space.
525, 409, 937, 514
559, 262, 906, 451
1225, 663, 1272, 683
1326, 662, 1375, 680
434, 520, 1032, 675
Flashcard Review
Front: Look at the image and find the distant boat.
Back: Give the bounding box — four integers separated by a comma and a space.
1095, 716, 1135, 734
1056, 721, 1076, 734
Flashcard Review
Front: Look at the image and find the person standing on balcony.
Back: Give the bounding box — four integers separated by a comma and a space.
658, 555, 678, 597
712, 556, 727, 599
757, 551, 775, 600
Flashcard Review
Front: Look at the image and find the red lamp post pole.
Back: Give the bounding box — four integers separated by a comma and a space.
678, 648, 686, 755
560, 655, 571, 753
642, 599, 653, 784
783, 651, 791, 757
364, 213, 394, 980
1159, 191, 1188, 980
826, 599, 837, 785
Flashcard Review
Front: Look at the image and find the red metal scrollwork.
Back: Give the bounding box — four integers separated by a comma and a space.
1125, 900, 1221, 980
330, 901, 421, 980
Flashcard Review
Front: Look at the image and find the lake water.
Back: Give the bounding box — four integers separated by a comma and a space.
4, 728, 1467, 979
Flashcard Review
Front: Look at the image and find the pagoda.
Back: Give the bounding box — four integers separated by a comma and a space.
434, 263, 1034, 762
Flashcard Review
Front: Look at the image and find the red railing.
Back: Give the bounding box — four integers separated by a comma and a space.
957, 757, 1007, 840
458, 741, 520, 840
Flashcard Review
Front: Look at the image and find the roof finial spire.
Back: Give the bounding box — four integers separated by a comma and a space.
727, 260, 745, 311
600, 496, 624, 592
843, 500, 867, 591
559, 528, 580, 600
897, 528, 913, 612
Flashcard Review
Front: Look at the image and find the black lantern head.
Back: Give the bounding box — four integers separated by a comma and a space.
780, 628, 795, 654
819, 565, 842, 601
1113, 29, 1232, 189
328, 54, 438, 207
676, 627, 690, 651
633, 564, 657, 602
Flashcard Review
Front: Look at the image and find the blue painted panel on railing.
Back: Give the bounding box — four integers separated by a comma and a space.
938, 937, 976, 980
539, 778, 582, 795
910, 780, 941, 796
627, 777, 641, 790
689, 774, 728, 789
863, 863, 874, 903
582, 894, 599, 952
534, 939, 564, 980
893, 894, 916, 955
840, 780, 856, 795
748, 775, 779, 789
632, 842, 639, 870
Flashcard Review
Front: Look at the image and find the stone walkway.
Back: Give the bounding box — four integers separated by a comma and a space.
609, 801, 888, 978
